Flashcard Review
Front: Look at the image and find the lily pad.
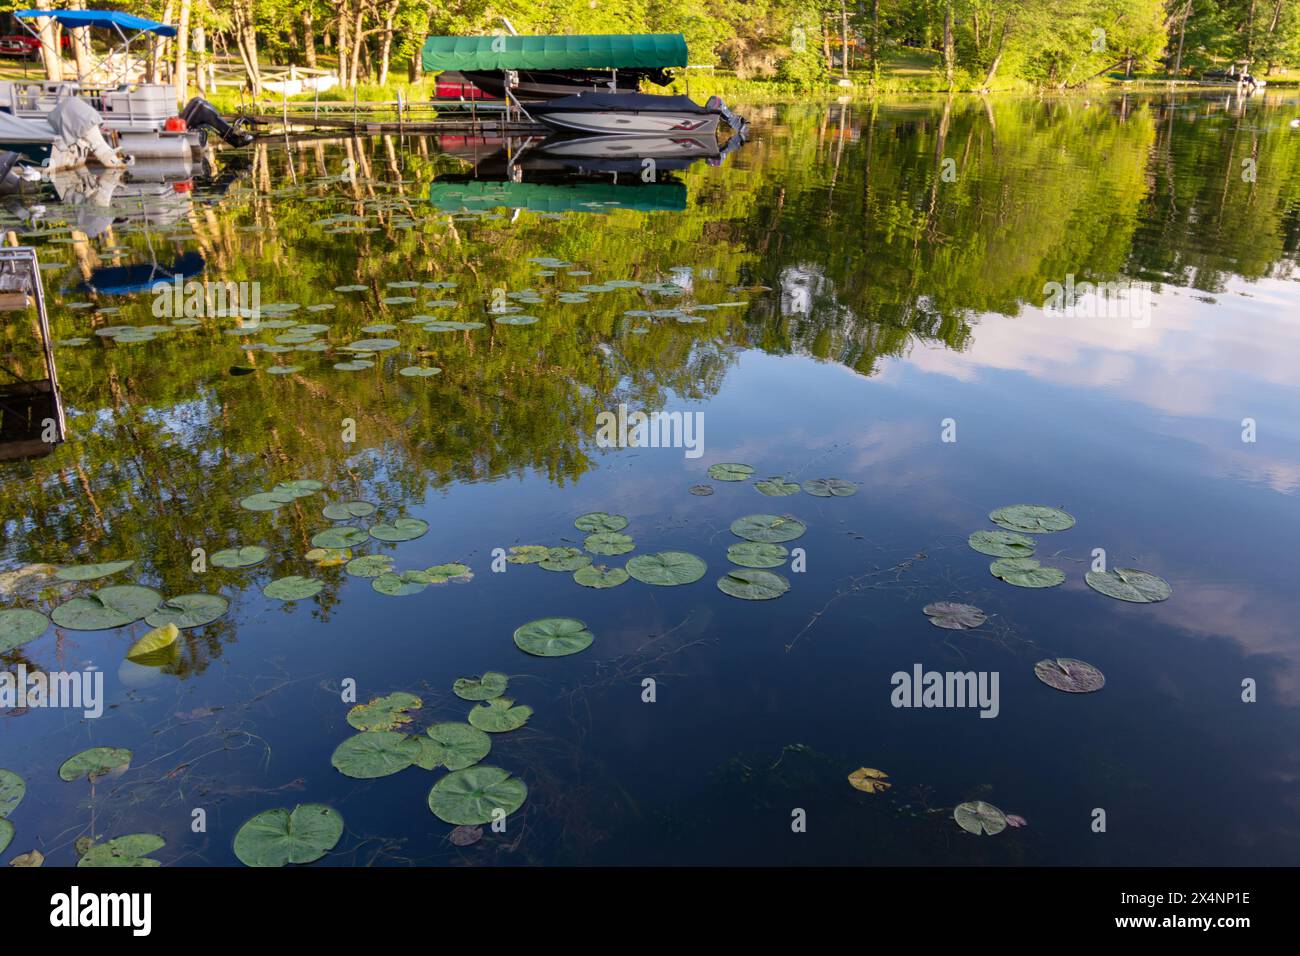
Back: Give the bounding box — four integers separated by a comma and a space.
968, 530, 1036, 558
989, 504, 1075, 534
726, 542, 788, 569
754, 477, 800, 497
954, 801, 1007, 836
347, 337, 400, 351
77, 833, 164, 867
0, 608, 48, 651
0, 769, 25, 817
347, 691, 422, 731
399, 366, 441, 377
467, 698, 532, 733
305, 547, 351, 567
453, 673, 508, 701
427, 766, 527, 825
125, 622, 180, 665
50, 585, 162, 630
449, 825, 482, 847
922, 602, 987, 630
262, 576, 323, 601
144, 593, 228, 629
1034, 658, 1106, 693
54, 559, 135, 581
506, 545, 550, 565
240, 492, 291, 511
574, 512, 628, 533
625, 551, 707, 586
730, 514, 806, 543
322, 501, 377, 520
59, 747, 132, 782
210, 546, 269, 569
514, 617, 594, 657
802, 478, 858, 497
233, 804, 343, 867
574, 565, 629, 588
369, 518, 429, 542
1085, 568, 1172, 604
417, 722, 491, 770
331, 731, 421, 778
689, 484, 714, 496
990, 557, 1065, 588
584, 531, 634, 556
345, 554, 394, 578
847, 767, 891, 794
707, 462, 754, 481
717, 569, 790, 600
372, 571, 431, 596
0, 819, 10, 855
539, 548, 591, 572
311, 526, 370, 549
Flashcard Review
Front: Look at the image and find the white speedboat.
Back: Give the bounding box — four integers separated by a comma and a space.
528, 92, 746, 138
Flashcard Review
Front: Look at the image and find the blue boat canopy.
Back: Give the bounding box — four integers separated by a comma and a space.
14, 9, 177, 37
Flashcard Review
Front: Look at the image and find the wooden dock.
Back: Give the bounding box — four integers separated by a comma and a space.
240, 98, 548, 136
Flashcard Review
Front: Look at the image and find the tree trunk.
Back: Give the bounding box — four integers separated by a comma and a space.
1173, 1, 1191, 75
870, 0, 881, 68
337, 9, 351, 90
303, 9, 318, 69
378, 7, 394, 87
175, 0, 191, 105
943, 1, 955, 85
233, 0, 261, 96
983, 17, 1011, 89
34, 0, 63, 82
194, 25, 207, 94
840, 1, 850, 79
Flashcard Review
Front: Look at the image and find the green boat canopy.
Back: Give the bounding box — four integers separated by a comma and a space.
428, 180, 686, 215
422, 34, 688, 73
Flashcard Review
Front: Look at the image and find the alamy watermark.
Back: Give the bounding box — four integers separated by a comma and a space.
891, 664, 1000, 718
1042, 274, 1151, 328
151, 277, 261, 320
0, 665, 103, 718
595, 403, 704, 459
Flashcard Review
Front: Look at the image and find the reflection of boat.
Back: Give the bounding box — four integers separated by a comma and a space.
0, 9, 252, 161
534, 133, 721, 163
0, 247, 64, 461
48, 157, 203, 236
82, 250, 205, 296
528, 92, 742, 137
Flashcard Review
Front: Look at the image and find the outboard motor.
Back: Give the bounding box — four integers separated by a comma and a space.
180, 97, 255, 148
705, 95, 749, 138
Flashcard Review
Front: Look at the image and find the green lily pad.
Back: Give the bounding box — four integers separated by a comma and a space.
584, 531, 634, 556
331, 731, 421, 778
54, 559, 135, 582
50, 586, 161, 630
347, 692, 422, 731
467, 698, 532, 733
369, 518, 429, 542
144, 593, 228, 629
707, 463, 754, 481
506, 545, 550, 564
0, 769, 25, 817
954, 801, 1007, 836
0, 608, 48, 651
333, 361, 372, 372
513, 617, 594, 657
990, 557, 1065, 588
574, 565, 629, 588
726, 542, 789, 569
539, 548, 591, 572
311, 526, 370, 549
77, 833, 164, 867
399, 366, 441, 377
422, 563, 472, 583
0, 819, 10, 855
240, 492, 291, 511
453, 673, 508, 701
125, 622, 180, 665
625, 551, 707, 586
372, 571, 431, 596
730, 514, 806, 543
1085, 568, 1172, 604
323, 501, 377, 520
427, 766, 527, 825
754, 477, 800, 496
689, 484, 714, 496
717, 569, 790, 600
347, 337, 400, 351
59, 747, 132, 782
574, 512, 628, 533
1034, 657, 1105, 693
233, 804, 343, 867
989, 504, 1075, 533
967, 530, 1036, 558
262, 576, 323, 601
305, 547, 351, 567
345, 554, 395, 578
802, 478, 857, 497
922, 602, 987, 629
417, 723, 491, 771
211, 546, 269, 568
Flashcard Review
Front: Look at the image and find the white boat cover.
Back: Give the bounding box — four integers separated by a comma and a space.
49, 98, 124, 168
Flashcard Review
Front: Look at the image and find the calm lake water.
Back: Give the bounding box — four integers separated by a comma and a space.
2, 91, 1299, 867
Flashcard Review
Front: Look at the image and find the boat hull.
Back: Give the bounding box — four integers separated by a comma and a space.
534, 110, 721, 137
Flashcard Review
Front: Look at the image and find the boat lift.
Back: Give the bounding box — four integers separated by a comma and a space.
0, 246, 65, 461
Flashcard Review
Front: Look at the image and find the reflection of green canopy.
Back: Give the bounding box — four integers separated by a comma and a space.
428, 180, 687, 214
422, 34, 688, 73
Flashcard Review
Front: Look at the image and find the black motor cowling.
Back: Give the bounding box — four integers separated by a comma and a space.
180, 97, 255, 148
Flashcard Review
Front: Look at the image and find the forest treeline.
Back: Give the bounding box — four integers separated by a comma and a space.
11, 1, 1300, 93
